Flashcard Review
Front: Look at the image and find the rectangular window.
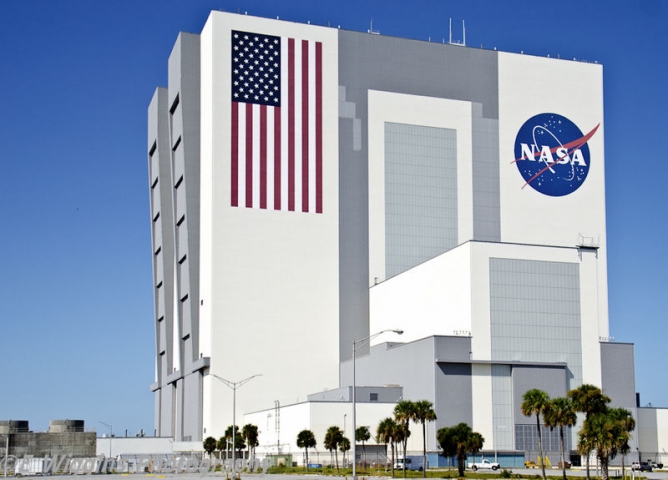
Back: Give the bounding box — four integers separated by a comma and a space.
370, 393, 378, 401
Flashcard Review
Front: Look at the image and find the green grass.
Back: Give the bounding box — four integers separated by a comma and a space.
264, 465, 644, 480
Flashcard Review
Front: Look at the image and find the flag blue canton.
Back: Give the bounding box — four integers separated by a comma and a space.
231, 30, 281, 107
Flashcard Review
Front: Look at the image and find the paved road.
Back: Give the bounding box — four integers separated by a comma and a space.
87, 470, 667, 480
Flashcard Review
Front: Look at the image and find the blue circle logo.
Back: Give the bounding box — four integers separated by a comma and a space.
513, 113, 599, 197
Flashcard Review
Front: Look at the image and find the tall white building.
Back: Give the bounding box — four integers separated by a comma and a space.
147, 11, 660, 464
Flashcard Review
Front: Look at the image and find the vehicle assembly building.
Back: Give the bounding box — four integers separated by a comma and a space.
147, 11, 666, 464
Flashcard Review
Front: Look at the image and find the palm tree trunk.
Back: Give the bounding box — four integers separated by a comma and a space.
335, 449, 339, 472
586, 455, 591, 480
537, 415, 546, 480
391, 442, 395, 478
601, 455, 609, 480
621, 456, 625, 480
403, 437, 408, 479
305, 447, 309, 471
422, 421, 427, 478
559, 426, 566, 480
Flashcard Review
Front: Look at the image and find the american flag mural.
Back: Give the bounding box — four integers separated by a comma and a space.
231, 30, 323, 213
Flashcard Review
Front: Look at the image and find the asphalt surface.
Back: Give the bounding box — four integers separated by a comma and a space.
9, 470, 667, 479
98, 469, 668, 479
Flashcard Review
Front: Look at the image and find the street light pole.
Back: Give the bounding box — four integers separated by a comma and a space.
352, 329, 403, 480
3, 434, 8, 478
99, 422, 113, 459
210, 374, 262, 479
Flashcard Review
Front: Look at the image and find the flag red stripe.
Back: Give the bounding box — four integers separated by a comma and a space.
274, 107, 281, 210
231, 102, 239, 207
245, 102, 253, 208
301, 40, 309, 212
315, 42, 323, 214
288, 38, 295, 211
260, 105, 267, 209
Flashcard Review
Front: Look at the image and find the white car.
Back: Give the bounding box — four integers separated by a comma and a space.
468, 459, 500, 471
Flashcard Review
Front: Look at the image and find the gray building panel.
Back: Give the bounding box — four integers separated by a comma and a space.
601, 342, 636, 409
338, 31, 500, 361
385, 123, 458, 278
436, 362, 473, 428
490, 258, 582, 389
308, 386, 403, 403
338, 113, 370, 362
472, 106, 501, 242
512, 365, 567, 426
340, 336, 479, 450
434, 335, 472, 362
182, 372, 203, 442
492, 364, 513, 450
341, 338, 437, 403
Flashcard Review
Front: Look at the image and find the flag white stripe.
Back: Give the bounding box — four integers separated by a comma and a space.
294, 40, 302, 213
280, 39, 289, 211
308, 41, 317, 212
267, 106, 275, 209
237, 104, 246, 207
252, 103, 261, 209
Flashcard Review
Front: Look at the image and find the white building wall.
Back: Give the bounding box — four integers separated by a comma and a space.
638, 407, 668, 464
497, 53, 606, 248
199, 12, 341, 440
471, 364, 494, 448
370, 243, 472, 344
497, 52, 609, 354
244, 401, 397, 465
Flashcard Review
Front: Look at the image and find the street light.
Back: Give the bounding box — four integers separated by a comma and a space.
352, 329, 403, 480
210, 373, 262, 478
99, 421, 113, 459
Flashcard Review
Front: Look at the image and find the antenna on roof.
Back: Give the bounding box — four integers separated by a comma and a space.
368, 18, 379, 34
449, 18, 466, 46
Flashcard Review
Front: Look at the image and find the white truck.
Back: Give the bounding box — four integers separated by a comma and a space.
467, 458, 500, 471
394, 456, 426, 471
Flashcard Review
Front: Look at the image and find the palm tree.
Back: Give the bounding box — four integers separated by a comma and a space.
411, 400, 437, 477
394, 400, 415, 478
297, 429, 317, 470
469, 431, 484, 463
324, 426, 343, 472
521, 389, 551, 480
611, 408, 635, 479
216, 436, 226, 459
203, 436, 217, 459
582, 410, 629, 480
224, 425, 245, 458
543, 397, 577, 480
436, 422, 485, 476
356, 426, 371, 468
242, 424, 259, 468
339, 437, 351, 467
377, 417, 398, 477
393, 422, 410, 476
568, 384, 611, 480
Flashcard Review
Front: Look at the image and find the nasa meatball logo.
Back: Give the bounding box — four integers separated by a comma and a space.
513, 113, 600, 196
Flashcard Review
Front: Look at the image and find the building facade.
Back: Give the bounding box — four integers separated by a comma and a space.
148, 10, 650, 460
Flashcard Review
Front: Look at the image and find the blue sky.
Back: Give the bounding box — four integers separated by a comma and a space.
1, 0, 666, 435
